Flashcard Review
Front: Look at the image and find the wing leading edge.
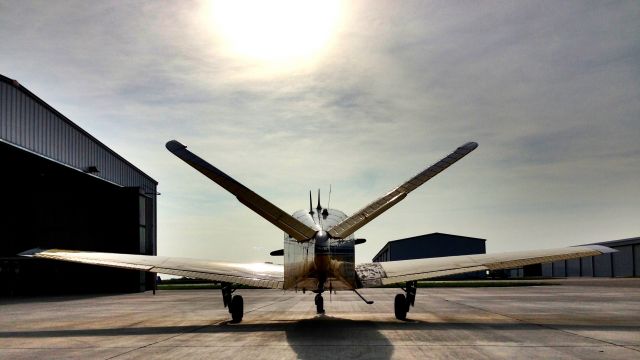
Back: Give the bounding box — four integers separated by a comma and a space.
19, 248, 284, 289
166, 140, 317, 242
328, 142, 478, 239
355, 245, 615, 287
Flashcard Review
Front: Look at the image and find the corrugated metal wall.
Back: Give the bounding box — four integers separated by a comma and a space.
0, 75, 157, 259
372, 233, 486, 262
0, 78, 156, 194
535, 238, 639, 278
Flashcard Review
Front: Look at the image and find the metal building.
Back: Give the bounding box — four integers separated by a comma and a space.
0, 74, 158, 295
373, 232, 486, 262
505, 237, 640, 278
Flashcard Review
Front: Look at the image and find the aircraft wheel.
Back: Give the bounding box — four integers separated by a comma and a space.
394, 294, 407, 320
315, 294, 324, 314
230, 295, 244, 323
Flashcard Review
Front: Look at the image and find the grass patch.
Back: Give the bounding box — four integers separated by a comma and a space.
408, 280, 554, 288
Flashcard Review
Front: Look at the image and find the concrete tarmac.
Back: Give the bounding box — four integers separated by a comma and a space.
1, 279, 639, 359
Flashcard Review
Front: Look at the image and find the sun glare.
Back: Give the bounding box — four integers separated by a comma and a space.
207, 0, 343, 66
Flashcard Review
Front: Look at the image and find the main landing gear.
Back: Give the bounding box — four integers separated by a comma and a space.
222, 283, 243, 323
394, 281, 417, 320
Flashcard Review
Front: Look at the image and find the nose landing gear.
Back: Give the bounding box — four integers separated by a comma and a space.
314, 293, 324, 314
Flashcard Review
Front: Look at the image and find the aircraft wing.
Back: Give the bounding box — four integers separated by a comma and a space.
166, 140, 317, 242
355, 245, 615, 287
327, 142, 478, 239
19, 248, 284, 289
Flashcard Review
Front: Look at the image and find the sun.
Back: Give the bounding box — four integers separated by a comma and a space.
206, 0, 343, 65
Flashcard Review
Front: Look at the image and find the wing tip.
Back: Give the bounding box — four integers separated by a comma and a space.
166, 140, 186, 153
18, 248, 46, 257
461, 141, 479, 151
582, 244, 617, 254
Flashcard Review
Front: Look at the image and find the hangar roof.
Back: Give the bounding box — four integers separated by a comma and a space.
0, 74, 157, 187
588, 237, 640, 248
373, 232, 486, 261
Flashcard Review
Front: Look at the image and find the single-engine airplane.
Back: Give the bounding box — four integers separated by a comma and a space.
20, 140, 614, 322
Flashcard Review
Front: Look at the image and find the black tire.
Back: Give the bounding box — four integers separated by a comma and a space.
315, 294, 324, 314
394, 294, 407, 320
230, 295, 244, 323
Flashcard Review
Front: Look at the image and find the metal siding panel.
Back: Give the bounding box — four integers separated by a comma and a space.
12, 85, 17, 141
62, 121, 67, 163
9, 86, 15, 142
57, 117, 63, 161
552, 261, 566, 277
42, 110, 48, 155
19, 91, 24, 144
25, 99, 30, 148
64, 120, 71, 164
580, 257, 594, 276
28, 100, 34, 150
23, 94, 30, 149
13, 90, 19, 143
80, 131, 85, 168
24, 93, 30, 147
53, 113, 59, 158
38, 105, 44, 152
52, 113, 58, 158
0, 84, 4, 137
16, 90, 22, 144
612, 245, 633, 277
593, 253, 612, 277
82, 129, 87, 167
20, 91, 26, 146
566, 258, 581, 276
32, 101, 37, 150
541, 263, 553, 277
100, 147, 105, 179
9, 87, 15, 142
39, 105, 45, 153
1, 83, 6, 138
72, 127, 78, 167
34, 104, 40, 153
57, 114, 63, 158
5, 84, 10, 139
46, 112, 53, 157
635, 245, 640, 277
55, 113, 61, 158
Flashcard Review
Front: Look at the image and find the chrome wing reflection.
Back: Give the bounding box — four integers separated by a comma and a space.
328, 142, 478, 239
355, 245, 615, 287
166, 140, 317, 242
20, 248, 284, 289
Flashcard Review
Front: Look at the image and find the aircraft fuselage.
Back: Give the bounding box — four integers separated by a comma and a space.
284, 209, 356, 291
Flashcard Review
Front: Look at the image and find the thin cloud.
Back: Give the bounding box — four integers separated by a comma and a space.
0, 0, 638, 262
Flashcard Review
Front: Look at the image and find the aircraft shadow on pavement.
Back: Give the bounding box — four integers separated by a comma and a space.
1, 318, 638, 338
2, 317, 638, 360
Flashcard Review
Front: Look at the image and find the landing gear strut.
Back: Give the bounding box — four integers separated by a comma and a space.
315, 293, 324, 314
394, 281, 417, 320
221, 283, 244, 323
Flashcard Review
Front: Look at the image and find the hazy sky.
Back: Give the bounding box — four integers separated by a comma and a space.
1, 1, 638, 264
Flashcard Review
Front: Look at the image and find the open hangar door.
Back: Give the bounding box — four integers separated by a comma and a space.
0, 141, 152, 295
1, 74, 157, 296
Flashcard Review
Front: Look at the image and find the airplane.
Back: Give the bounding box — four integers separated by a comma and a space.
20, 140, 614, 323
